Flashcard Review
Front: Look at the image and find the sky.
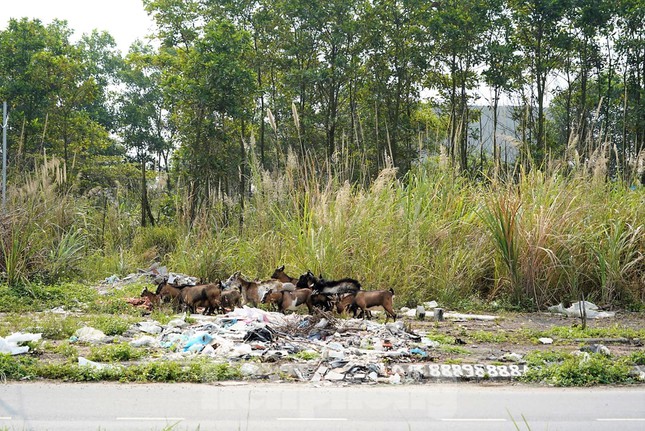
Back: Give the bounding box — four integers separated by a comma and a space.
2, 0, 154, 54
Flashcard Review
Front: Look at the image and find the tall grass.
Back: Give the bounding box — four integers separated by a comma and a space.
0, 158, 91, 285
2, 150, 643, 311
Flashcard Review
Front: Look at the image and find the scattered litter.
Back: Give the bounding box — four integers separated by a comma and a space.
201, 344, 216, 356
103, 275, 119, 285
547, 301, 615, 319
538, 337, 553, 345
137, 321, 162, 334
78, 356, 117, 371
0, 332, 41, 355
403, 308, 416, 318
240, 363, 260, 377
74, 327, 106, 343
166, 272, 198, 287
183, 332, 213, 352
501, 352, 523, 362
167, 315, 188, 328
130, 336, 157, 347
630, 366, 645, 381
423, 301, 438, 309
325, 370, 345, 381
243, 327, 273, 343
410, 348, 427, 358
5, 332, 42, 344
580, 344, 610, 356
434, 308, 444, 321
444, 312, 498, 321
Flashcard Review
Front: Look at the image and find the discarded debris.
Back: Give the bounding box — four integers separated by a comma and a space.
580, 344, 611, 356
78, 356, 117, 371
0, 332, 42, 355
547, 301, 615, 319
73, 327, 106, 344
444, 312, 498, 321
130, 335, 157, 348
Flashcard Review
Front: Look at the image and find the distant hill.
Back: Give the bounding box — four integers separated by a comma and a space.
467, 105, 521, 162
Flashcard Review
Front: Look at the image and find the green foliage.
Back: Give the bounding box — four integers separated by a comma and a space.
468, 330, 515, 344
131, 225, 179, 264
0, 282, 98, 313
0, 0, 643, 314
0, 354, 37, 380
47, 229, 87, 283
88, 342, 144, 362
53, 342, 80, 361
479, 196, 522, 302
0, 355, 241, 383
627, 351, 645, 366
32, 315, 82, 340
36, 361, 123, 382
531, 324, 645, 341
85, 315, 138, 336
426, 333, 458, 345
291, 350, 320, 361
521, 350, 637, 386
440, 345, 470, 355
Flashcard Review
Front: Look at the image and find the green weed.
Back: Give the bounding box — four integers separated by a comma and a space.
291, 350, 320, 361
521, 350, 638, 386
85, 315, 139, 336
88, 342, 145, 362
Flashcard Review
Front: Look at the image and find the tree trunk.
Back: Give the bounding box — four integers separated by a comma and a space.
140, 157, 155, 227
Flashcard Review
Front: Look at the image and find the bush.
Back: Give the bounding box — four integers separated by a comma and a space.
521, 351, 637, 386
86, 315, 138, 336
88, 342, 144, 362
0, 354, 36, 380
132, 225, 179, 264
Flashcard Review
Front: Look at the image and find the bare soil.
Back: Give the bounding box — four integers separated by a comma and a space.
406, 311, 645, 364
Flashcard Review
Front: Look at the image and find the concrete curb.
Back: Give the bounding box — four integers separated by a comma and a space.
243, 362, 528, 383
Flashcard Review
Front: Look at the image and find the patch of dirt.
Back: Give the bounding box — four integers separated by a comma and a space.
407, 311, 645, 364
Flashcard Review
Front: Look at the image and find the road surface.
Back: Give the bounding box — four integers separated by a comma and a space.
1, 382, 644, 430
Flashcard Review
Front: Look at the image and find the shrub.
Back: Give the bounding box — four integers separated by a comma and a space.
132, 225, 179, 264
86, 315, 138, 336
88, 342, 144, 362
521, 351, 636, 386
0, 354, 36, 380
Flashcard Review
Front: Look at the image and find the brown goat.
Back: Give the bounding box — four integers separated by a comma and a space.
179, 282, 223, 315
140, 287, 160, 308
152, 283, 184, 311
262, 288, 313, 314
220, 289, 242, 311
335, 293, 356, 315
271, 265, 299, 284
349, 288, 397, 322
224, 271, 284, 307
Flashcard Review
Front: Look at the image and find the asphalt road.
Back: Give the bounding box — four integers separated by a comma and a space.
1, 382, 644, 431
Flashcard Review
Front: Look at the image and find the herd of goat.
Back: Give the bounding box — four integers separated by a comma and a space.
140, 265, 397, 322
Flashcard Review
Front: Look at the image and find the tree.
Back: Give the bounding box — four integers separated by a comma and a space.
0, 18, 117, 177
427, 0, 491, 172
482, 4, 520, 173
117, 41, 170, 227
510, 0, 570, 164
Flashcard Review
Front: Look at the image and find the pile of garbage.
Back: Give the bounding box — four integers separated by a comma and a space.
98, 264, 197, 296
71, 305, 468, 383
